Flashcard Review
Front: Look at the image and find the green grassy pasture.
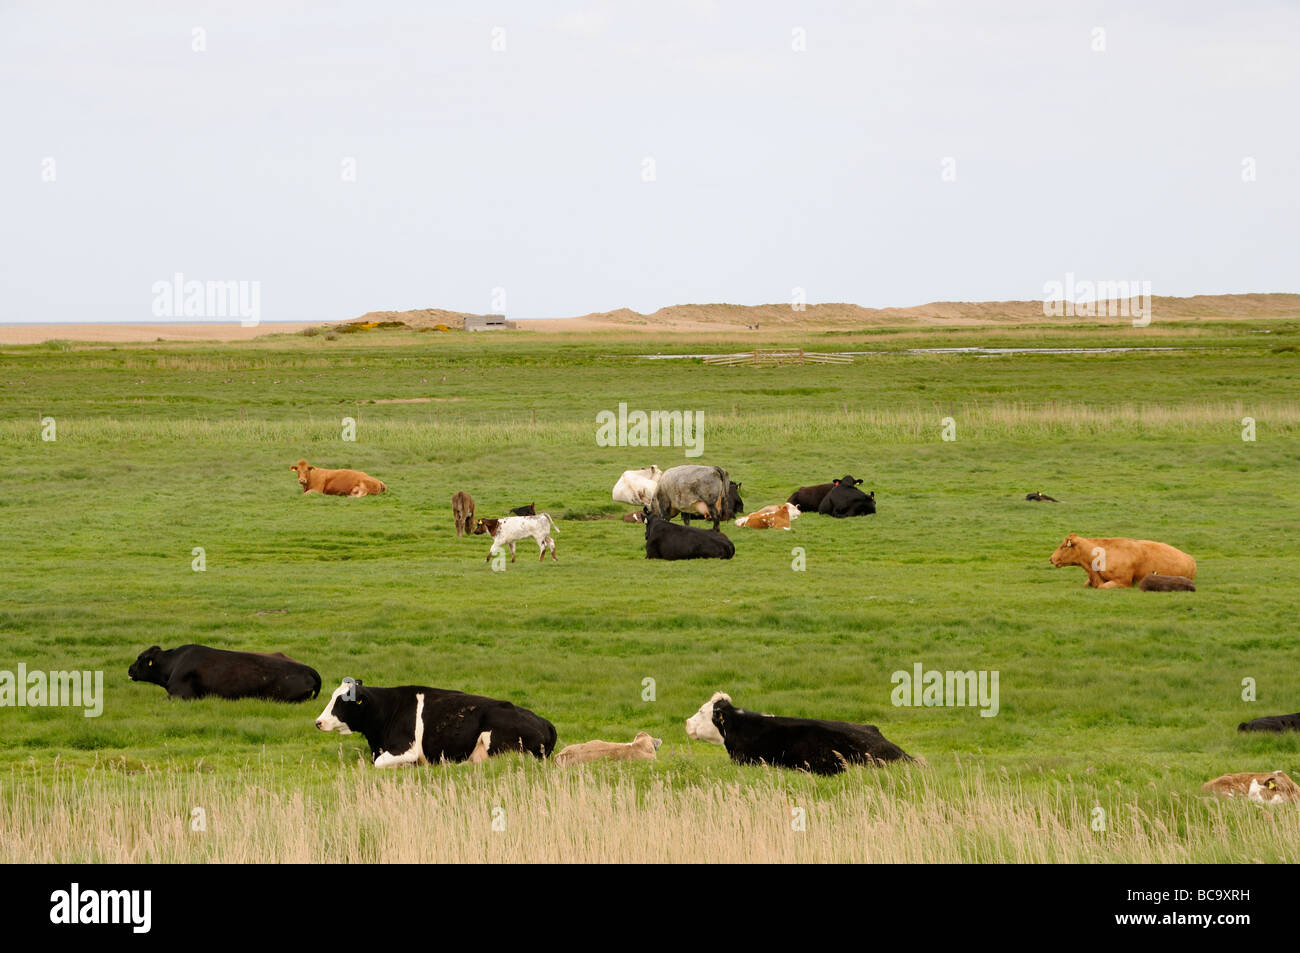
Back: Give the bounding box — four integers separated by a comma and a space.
1, 320, 1298, 861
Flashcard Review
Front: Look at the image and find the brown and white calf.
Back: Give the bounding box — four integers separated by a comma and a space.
474, 514, 559, 563
289, 460, 386, 497
1203, 770, 1300, 803
735, 502, 799, 530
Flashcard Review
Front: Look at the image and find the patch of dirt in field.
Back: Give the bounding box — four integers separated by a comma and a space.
369, 396, 466, 404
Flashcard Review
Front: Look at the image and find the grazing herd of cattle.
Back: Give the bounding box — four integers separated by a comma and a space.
203, 457, 1275, 791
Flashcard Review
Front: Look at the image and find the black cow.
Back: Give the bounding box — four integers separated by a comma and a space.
644, 512, 734, 560
1239, 712, 1300, 733
681, 481, 743, 526
787, 482, 834, 512
1025, 491, 1060, 502
510, 503, 536, 516
685, 692, 911, 775
315, 679, 557, 766
818, 475, 876, 518
128, 644, 321, 702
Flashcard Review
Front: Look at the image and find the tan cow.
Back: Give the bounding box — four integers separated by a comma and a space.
553, 731, 662, 766
452, 491, 475, 536
289, 460, 386, 497
1048, 533, 1195, 588
1202, 770, 1300, 804
735, 502, 799, 530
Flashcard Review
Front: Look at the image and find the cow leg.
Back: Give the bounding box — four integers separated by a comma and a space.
547, 536, 557, 561
486, 541, 499, 563
509, 541, 517, 562
350, 485, 366, 497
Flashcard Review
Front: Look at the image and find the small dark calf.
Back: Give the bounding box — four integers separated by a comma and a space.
1024, 491, 1059, 502
1138, 572, 1196, 592
510, 503, 536, 516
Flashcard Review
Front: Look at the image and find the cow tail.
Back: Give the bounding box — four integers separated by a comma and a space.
713, 467, 728, 518
310, 670, 321, 700
546, 513, 559, 534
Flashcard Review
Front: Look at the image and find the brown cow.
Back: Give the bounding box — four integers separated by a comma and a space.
1048, 533, 1196, 589
289, 460, 386, 497
1138, 571, 1196, 592
554, 731, 662, 766
734, 502, 799, 530
452, 491, 475, 537
1202, 770, 1300, 804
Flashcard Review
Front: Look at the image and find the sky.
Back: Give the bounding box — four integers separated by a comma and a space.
1, 0, 1296, 324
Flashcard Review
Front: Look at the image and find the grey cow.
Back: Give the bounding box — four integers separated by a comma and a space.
649, 465, 738, 531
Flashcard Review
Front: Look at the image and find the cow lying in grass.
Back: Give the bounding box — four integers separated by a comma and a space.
1202, 770, 1300, 803
818, 475, 876, 518
474, 514, 559, 562
314, 678, 556, 767
290, 459, 386, 496
644, 513, 734, 560
1239, 712, 1300, 732
129, 644, 321, 702
554, 731, 662, 766
735, 503, 799, 530
1048, 533, 1196, 588
685, 691, 913, 775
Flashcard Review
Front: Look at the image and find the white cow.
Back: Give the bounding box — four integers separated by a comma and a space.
684, 691, 730, 744
475, 514, 558, 563
612, 466, 662, 507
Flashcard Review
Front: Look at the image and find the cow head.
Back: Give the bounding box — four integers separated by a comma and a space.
473, 518, 498, 536
1049, 533, 1084, 567
834, 475, 863, 487
685, 691, 730, 744
315, 678, 365, 734
724, 481, 744, 517
128, 645, 166, 685
289, 460, 313, 490
632, 731, 663, 751
1248, 771, 1300, 803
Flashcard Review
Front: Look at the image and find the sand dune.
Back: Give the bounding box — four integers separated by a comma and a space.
3, 294, 1297, 344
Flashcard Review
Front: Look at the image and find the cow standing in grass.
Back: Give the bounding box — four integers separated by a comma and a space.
651, 465, 739, 531
474, 514, 559, 563
452, 491, 475, 536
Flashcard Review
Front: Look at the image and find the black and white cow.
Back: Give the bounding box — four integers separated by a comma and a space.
128, 644, 321, 702
684, 691, 912, 775
314, 679, 557, 767
643, 512, 735, 560
1239, 712, 1300, 733
817, 475, 876, 518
